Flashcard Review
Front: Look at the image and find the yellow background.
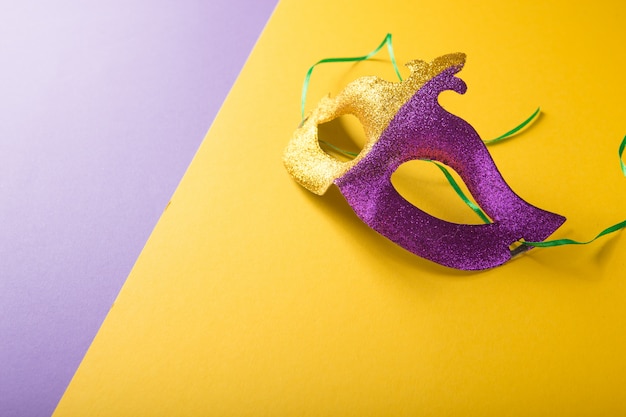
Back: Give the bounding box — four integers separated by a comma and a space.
55, 0, 626, 415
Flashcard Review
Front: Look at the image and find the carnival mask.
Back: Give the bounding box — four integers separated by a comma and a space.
283, 52, 566, 270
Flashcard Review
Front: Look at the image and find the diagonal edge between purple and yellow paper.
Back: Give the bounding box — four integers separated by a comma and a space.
52, 1, 626, 416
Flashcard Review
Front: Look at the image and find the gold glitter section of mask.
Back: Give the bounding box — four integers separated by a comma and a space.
283, 53, 466, 195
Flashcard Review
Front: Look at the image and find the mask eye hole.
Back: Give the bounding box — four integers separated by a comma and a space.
317, 114, 365, 161
391, 160, 492, 225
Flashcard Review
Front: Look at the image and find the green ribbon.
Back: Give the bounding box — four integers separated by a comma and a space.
520, 136, 626, 248
521, 219, 626, 248
482, 107, 541, 144
424, 160, 491, 224
319, 140, 358, 158
300, 33, 402, 121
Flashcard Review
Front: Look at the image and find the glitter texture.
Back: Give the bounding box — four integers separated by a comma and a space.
284, 54, 466, 195
285, 53, 565, 270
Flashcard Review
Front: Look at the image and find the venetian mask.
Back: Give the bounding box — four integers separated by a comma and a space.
283, 53, 565, 270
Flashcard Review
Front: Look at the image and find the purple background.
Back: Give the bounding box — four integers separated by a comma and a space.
0, 1, 277, 416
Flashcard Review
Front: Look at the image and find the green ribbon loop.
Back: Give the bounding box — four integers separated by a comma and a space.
300, 33, 402, 121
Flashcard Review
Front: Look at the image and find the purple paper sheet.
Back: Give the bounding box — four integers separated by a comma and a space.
0, 1, 278, 416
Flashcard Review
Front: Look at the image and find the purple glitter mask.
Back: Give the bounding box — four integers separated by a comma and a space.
284, 53, 565, 270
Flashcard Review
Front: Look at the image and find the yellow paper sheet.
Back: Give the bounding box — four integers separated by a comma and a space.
55, 0, 626, 415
